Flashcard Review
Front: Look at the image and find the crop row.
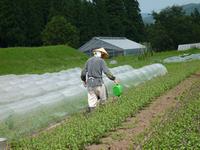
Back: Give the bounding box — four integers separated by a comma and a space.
11, 61, 200, 149
142, 80, 200, 149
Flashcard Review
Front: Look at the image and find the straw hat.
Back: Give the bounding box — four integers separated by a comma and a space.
93, 48, 109, 58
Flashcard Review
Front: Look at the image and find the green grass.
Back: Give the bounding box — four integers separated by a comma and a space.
0, 45, 88, 75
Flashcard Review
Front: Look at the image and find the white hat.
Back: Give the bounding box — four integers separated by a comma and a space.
93, 48, 109, 58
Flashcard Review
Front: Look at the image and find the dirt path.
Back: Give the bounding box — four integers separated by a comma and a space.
86, 73, 200, 150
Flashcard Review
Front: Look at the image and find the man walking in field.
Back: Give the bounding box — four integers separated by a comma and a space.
81, 48, 118, 111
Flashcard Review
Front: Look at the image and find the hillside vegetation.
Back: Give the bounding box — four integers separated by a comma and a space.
0, 45, 88, 75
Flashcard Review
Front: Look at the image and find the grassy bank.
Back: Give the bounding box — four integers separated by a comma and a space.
0, 45, 88, 75
0, 46, 199, 75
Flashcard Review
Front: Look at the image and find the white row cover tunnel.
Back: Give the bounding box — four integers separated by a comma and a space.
0, 64, 167, 121
0, 64, 167, 136
163, 53, 200, 63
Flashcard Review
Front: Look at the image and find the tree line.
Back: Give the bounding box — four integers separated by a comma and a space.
0, 0, 144, 48
0, 0, 200, 51
146, 6, 200, 51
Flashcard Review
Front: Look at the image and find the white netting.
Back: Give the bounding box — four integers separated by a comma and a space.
0, 64, 167, 138
163, 53, 200, 63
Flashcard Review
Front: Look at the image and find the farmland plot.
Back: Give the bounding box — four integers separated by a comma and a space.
11, 61, 200, 150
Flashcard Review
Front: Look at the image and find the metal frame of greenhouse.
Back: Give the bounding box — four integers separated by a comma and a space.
79, 37, 146, 57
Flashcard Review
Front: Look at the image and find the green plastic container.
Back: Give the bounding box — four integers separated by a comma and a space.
113, 84, 123, 96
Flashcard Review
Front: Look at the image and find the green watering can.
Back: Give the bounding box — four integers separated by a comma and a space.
113, 84, 123, 96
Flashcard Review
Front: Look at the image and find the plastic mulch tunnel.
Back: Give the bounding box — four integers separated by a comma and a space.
163, 53, 200, 63
0, 63, 167, 139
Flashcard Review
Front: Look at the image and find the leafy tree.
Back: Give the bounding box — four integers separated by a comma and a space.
42, 16, 79, 47
0, 0, 50, 47
123, 0, 145, 41
147, 24, 174, 51
78, 0, 99, 45
191, 8, 200, 25
93, 0, 110, 36
48, 0, 64, 19
104, 0, 126, 36
71, 0, 83, 26
19, 0, 45, 46
0, 0, 26, 47
191, 9, 200, 43
148, 6, 199, 50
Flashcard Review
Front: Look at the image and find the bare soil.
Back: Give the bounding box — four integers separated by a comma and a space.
86, 73, 200, 150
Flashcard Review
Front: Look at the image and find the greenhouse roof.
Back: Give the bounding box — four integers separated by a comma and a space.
79, 37, 145, 52
99, 37, 145, 49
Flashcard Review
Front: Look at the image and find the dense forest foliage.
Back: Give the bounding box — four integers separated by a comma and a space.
0, 0, 200, 51
0, 0, 144, 48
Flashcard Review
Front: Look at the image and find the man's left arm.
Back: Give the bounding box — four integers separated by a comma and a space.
101, 60, 116, 81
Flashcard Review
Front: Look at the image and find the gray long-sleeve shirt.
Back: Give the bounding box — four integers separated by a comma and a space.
81, 56, 115, 87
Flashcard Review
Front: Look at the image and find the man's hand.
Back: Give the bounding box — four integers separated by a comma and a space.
83, 81, 87, 87
114, 79, 120, 84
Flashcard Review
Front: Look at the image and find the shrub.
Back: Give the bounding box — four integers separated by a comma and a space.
42, 16, 79, 47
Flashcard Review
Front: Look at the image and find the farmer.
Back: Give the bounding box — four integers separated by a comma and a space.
81, 47, 118, 111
